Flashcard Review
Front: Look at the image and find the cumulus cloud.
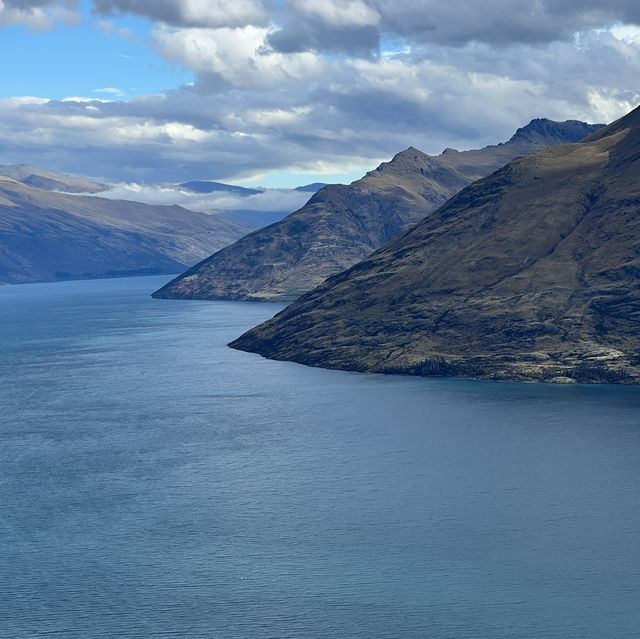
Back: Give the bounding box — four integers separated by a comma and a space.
0, 0, 79, 30
273, 0, 640, 51
2, 0, 640, 184
292, 0, 379, 28
92, 0, 267, 28
154, 25, 327, 90
267, 0, 380, 56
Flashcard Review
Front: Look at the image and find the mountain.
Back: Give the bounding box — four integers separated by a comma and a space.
178, 180, 264, 196
153, 118, 603, 302
295, 182, 328, 192
0, 164, 108, 193
213, 208, 302, 230
0, 176, 251, 284
229, 107, 640, 384
174, 181, 324, 229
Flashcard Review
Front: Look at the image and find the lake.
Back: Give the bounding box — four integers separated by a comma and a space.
1, 275, 639, 638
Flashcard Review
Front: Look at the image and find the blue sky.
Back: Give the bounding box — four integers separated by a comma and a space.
0, 0, 379, 186
1, 1, 191, 101
1, 1, 640, 188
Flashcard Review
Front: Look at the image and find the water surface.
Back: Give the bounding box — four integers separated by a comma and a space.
1, 276, 639, 638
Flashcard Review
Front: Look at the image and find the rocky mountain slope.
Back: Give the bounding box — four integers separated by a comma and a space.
230, 107, 640, 384
0, 176, 250, 284
153, 118, 602, 302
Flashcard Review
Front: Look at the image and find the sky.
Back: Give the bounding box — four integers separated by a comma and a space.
1, 0, 640, 188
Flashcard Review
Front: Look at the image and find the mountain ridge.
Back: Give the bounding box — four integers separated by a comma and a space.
153, 117, 603, 302
0, 176, 251, 284
229, 107, 640, 384
0, 164, 109, 194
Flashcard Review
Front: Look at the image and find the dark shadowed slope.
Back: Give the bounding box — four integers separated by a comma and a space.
153, 118, 602, 302
0, 176, 250, 284
230, 107, 640, 384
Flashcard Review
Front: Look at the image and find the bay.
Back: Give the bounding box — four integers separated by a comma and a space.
1, 275, 639, 638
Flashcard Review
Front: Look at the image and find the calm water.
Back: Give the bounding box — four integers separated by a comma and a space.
1, 275, 640, 639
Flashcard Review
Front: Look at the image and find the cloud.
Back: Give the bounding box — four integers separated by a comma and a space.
154, 25, 327, 90
273, 0, 640, 51
293, 0, 379, 28
92, 0, 267, 28
86, 182, 312, 214
0, 0, 80, 30
97, 18, 113, 33
88, 0, 640, 51
267, 0, 380, 56
3, 1, 640, 185
94, 87, 126, 97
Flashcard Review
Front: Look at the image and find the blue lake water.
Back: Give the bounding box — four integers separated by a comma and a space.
1, 275, 640, 638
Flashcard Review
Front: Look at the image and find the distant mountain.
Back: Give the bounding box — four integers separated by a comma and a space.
153, 118, 603, 302
295, 183, 327, 192
174, 181, 323, 229
0, 176, 251, 284
230, 107, 640, 384
0, 164, 108, 194
178, 180, 264, 196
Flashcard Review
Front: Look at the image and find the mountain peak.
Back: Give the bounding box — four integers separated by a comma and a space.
508, 117, 603, 145
230, 106, 640, 384
154, 116, 606, 303
392, 146, 429, 160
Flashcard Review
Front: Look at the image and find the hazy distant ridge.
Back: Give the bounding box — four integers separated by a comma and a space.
0, 173, 251, 284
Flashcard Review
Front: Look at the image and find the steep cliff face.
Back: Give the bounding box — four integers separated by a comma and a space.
229, 108, 640, 384
153, 118, 603, 302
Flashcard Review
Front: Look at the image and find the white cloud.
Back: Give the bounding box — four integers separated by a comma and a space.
179, 0, 265, 28
0, 2, 55, 30
0, 0, 80, 30
242, 106, 312, 127
585, 88, 640, 123
94, 87, 125, 96
153, 25, 326, 90
89, 182, 312, 214
290, 0, 380, 27
8, 96, 50, 105
98, 18, 113, 34
3, 1, 640, 185
609, 23, 640, 44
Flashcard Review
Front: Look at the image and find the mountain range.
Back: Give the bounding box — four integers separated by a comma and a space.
0, 164, 108, 194
166, 181, 327, 230
0, 170, 251, 284
230, 107, 640, 384
152, 118, 603, 302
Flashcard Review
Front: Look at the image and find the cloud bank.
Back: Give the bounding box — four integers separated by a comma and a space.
93, 182, 312, 214
1, 0, 640, 183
